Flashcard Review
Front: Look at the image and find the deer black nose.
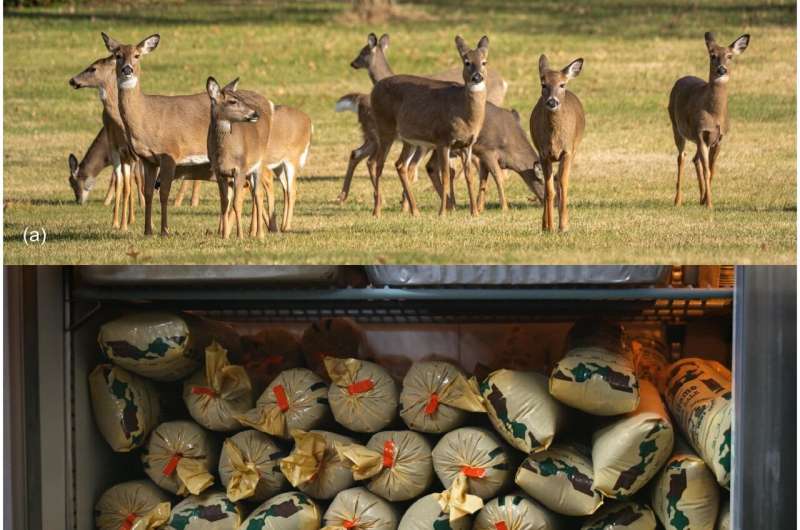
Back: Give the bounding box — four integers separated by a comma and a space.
717, 65, 728, 76
546, 97, 559, 109
350, 60, 359, 69
471, 72, 484, 84
69, 78, 79, 88
121, 65, 133, 76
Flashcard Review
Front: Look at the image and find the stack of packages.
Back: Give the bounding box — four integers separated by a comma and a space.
90, 313, 732, 530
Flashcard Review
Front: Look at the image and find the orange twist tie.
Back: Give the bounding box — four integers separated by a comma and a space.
191, 386, 217, 397
343, 520, 358, 529
347, 379, 374, 395
461, 465, 486, 478
273, 384, 290, 411
383, 440, 396, 468
495, 522, 508, 530
162, 453, 182, 476
120, 513, 138, 530
424, 393, 439, 415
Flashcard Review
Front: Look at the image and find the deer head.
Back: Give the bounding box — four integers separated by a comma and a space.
350, 32, 389, 70
455, 35, 489, 91
67, 153, 92, 205
538, 55, 583, 112
101, 33, 160, 90
705, 32, 750, 84
68, 55, 116, 95
206, 77, 260, 124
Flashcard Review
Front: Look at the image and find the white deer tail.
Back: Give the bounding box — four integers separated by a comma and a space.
335, 93, 360, 114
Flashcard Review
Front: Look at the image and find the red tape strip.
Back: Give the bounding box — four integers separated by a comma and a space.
424, 393, 439, 415
495, 522, 508, 530
343, 520, 358, 529
383, 440, 395, 468
347, 379, 374, 395
191, 386, 217, 397
273, 384, 290, 411
162, 453, 182, 477
461, 465, 486, 478
120, 513, 138, 530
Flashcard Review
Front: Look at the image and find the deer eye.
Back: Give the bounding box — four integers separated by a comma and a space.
134, 53, 141, 59
559, 83, 565, 88
481, 60, 486, 66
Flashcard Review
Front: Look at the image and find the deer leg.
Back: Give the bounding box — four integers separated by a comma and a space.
674, 150, 687, 206
365, 154, 380, 211
120, 162, 132, 231
477, 160, 490, 213
157, 158, 176, 237
698, 141, 712, 208
461, 147, 478, 216
248, 172, 260, 238
173, 179, 188, 207
190, 180, 201, 207
134, 161, 145, 208
424, 151, 444, 200
372, 133, 394, 218
438, 147, 451, 216
232, 169, 246, 239
541, 159, 555, 232
110, 152, 122, 229
709, 143, 721, 184
557, 154, 572, 232
216, 176, 226, 237
338, 141, 371, 203
142, 161, 157, 236
494, 168, 508, 212
281, 162, 297, 232
448, 164, 457, 210
396, 143, 418, 214
103, 172, 116, 206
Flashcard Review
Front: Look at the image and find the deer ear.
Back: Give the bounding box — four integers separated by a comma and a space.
379, 33, 390, 50
563, 58, 584, 79
455, 35, 469, 58
538, 54, 550, 76
477, 35, 489, 57
730, 34, 750, 55
206, 77, 221, 102
705, 31, 717, 51
68, 154, 79, 175
101, 32, 120, 53
367, 33, 378, 48
223, 77, 240, 92
137, 34, 160, 55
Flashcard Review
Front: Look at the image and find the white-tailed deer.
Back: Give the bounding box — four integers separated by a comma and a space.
530, 55, 585, 232
68, 127, 113, 205
334, 92, 379, 203
371, 35, 491, 217
173, 179, 202, 207
670, 32, 750, 208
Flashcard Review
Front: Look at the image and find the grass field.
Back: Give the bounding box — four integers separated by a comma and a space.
4, 0, 796, 264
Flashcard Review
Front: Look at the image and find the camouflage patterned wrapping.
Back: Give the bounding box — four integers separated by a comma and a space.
398, 493, 472, 530
325, 357, 398, 433
95, 480, 171, 530
142, 420, 218, 496
651, 445, 720, 530
239, 491, 322, 530
280, 430, 356, 500
301, 317, 367, 381
480, 369, 567, 454
334, 430, 434, 501
514, 443, 603, 516
432, 427, 514, 500
400, 361, 486, 433
89, 364, 160, 452
218, 430, 288, 502
321, 487, 398, 530
663, 358, 732, 488
183, 342, 253, 432
580, 502, 657, 530
591, 380, 674, 498
236, 368, 329, 439
473, 493, 563, 530
716, 498, 730, 530
162, 491, 242, 529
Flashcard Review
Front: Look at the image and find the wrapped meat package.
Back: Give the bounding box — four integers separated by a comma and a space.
325, 357, 398, 433
162, 491, 242, 529
651, 444, 720, 530
218, 430, 288, 502
400, 361, 486, 433
239, 328, 304, 394
591, 380, 674, 498
236, 368, 329, 439
322, 487, 398, 530
95, 480, 171, 530
302, 317, 367, 380
515, 443, 603, 516
580, 502, 657, 530
89, 364, 160, 452
663, 358, 732, 488
98, 312, 240, 381
473, 493, 563, 530
432, 427, 515, 500
142, 420, 218, 496
280, 430, 356, 499
183, 342, 253, 432
240, 491, 322, 530
335, 430, 434, 501
480, 369, 567, 454
398, 486, 479, 530
549, 321, 640, 416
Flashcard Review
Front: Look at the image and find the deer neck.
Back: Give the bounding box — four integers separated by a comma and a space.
462, 85, 487, 127
705, 80, 728, 120
368, 50, 394, 84
210, 113, 233, 163
508, 140, 538, 175
117, 80, 148, 143
99, 78, 124, 131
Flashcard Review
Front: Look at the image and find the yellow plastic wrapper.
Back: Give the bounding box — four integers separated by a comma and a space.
280, 430, 356, 500
325, 357, 398, 433
334, 430, 434, 501
480, 369, 567, 454
218, 429, 288, 502
716, 498, 730, 530
321, 487, 398, 530
236, 368, 329, 439
183, 342, 253, 432
515, 443, 603, 517
432, 427, 514, 500
580, 502, 657, 530
549, 321, 639, 416
302, 317, 367, 381
473, 493, 563, 530
142, 420, 218, 496
651, 444, 720, 530
98, 312, 240, 382
239, 491, 322, 530
398, 492, 473, 530
95, 480, 171, 530
162, 491, 243, 529
592, 380, 674, 498
89, 364, 160, 452
629, 334, 669, 392
663, 358, 732, 489
400, 361, 486, 433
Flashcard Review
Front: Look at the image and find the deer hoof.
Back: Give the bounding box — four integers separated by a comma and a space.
336, 193, 347, 204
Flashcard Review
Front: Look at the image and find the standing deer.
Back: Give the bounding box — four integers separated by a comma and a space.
669, 32, 750, 208
371, 35, 491, 217
530, 55, 585, 232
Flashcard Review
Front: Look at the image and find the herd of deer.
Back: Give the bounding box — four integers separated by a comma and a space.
67, 30, 750, 236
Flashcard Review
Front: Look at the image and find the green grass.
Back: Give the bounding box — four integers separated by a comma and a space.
4, 0, 796, 264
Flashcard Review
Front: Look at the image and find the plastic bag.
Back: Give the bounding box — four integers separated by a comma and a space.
142, 420, 218, 496
183, 342, 253, 432
480, 369, 567, 454
549, 322, 639, 416
301, 317, 367, 380
321, 487, 398, 530
325, 357, 398, 433
89, 364, 160, 452
629, 333, 669, 391
716, 498, 730, 530
580, 502, 657, 530
400, 361, 486, 433
432, 427, 514, 500
239, 491, 322, 530
239, 328, 304, 395
663, 358, 732, 489
95, 480, 171, 530
592, 380, 674, 498
162, 491, 242, 529
280, 430, 356, 500
515, 443, 603, 516
335, 429, 434, 501
218, 429, 288, 502
473, 492, 563, 530
398, 492, 473, 530
236, 368, 329, 439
